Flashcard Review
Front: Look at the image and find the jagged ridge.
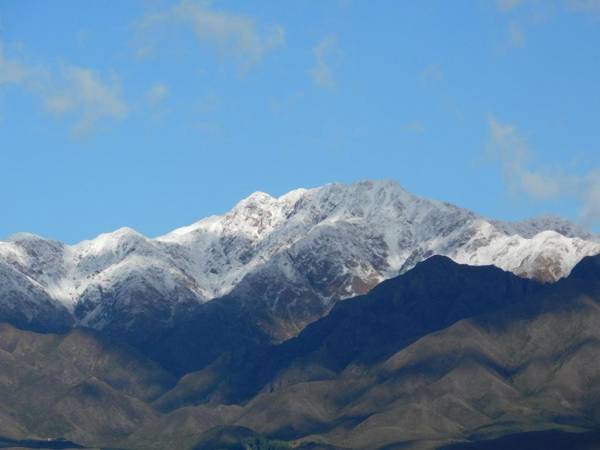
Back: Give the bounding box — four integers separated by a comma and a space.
0, 180, 598, 335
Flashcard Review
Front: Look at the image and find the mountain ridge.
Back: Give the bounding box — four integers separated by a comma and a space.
1, 180, 599, 343
3, 254, 600, 449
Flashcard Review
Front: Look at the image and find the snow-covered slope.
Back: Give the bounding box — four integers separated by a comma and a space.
1, 180, 599, 334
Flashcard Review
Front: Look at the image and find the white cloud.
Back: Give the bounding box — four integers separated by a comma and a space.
495, 1, 527, 48
497, 1, 600, 21
43, 66, 128, 135
495, 1, 556, 48
486, 118, 565, 199
508, 22, 525, 47
486, 117, 600, 226
580, 170, 600, 226
310, 35, 338, 89
498, 0, 523, 11
0, 41, 129, 135
0, 45, 31, 85
135, 1, 285, 71
145, 83, 169, 105
401, 121, 426, 134
419, 64, 444, 84
569, 0, 600, 15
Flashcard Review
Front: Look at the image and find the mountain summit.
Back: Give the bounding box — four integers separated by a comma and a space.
1, 180, 598, 339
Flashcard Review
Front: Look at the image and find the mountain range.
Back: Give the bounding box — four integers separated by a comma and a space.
2, 180, 600, 449
3, 255, 600, 449
1, 181, 598, 337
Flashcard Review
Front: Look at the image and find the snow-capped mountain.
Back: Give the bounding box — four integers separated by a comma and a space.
1, 180, 599, 336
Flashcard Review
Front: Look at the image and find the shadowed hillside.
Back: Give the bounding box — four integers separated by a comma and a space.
2, 256, 600, 449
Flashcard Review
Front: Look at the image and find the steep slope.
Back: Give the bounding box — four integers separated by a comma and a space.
155, 256, 542, 405
0, 259, 72, 333
245, 291, 600, 450
0, 323, 175, 447
158, 256, 600, 449
2, 256, 600, 449
1, 180, 598, 347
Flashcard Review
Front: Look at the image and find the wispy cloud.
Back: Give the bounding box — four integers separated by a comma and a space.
495, 1, 554, 48
419, 64, 444, 85
310, 35, 338, 89
135, 1, 285, 71
43, 66, 128, 136
0, 40, 129, 136
401, 121, 426, 134
581, 170, 600, 226
0, 43, 51, 92
190, 92, 222, 133
569, 0, 600, 15
486, 118, 564, 199
0, 45, 33, 85
145, 83, 169, 106
496, 0, 600, 17
497, 0, 524, 11
486, 117, 600, 226
508, 22, 525, 47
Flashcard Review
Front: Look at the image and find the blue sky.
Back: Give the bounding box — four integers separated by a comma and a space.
1, 0, 600, 243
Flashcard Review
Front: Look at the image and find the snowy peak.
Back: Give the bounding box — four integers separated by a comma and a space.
495, 215, 599, 241
1, 179, 599, 334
